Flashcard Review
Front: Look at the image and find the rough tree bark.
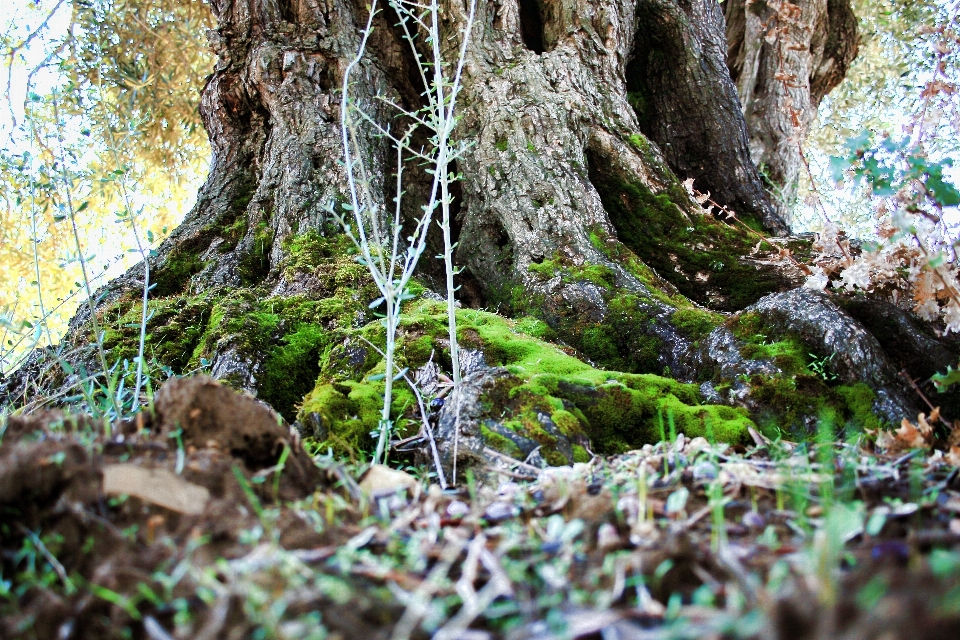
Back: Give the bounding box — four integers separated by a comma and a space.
724, 0, 860, 225
4, 0, 955, 469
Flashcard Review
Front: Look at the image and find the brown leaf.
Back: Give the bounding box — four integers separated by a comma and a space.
876, 409, 939, 452
947, 446, 960, 468
896, 419, 928, 448
103, 464, 210, 515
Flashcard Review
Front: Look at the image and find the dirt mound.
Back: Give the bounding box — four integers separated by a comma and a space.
0, 377, 358, 639
154, 375, 321, 490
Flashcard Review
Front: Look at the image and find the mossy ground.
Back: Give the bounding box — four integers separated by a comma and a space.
519, 248, 698, 376
297, 298, 755, 460
100, 230, 378, 422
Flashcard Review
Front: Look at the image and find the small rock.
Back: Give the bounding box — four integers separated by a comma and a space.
541, 540, 563, 554
617, 495, 640, 520
498, 482, 521, 500
459, 349, 488, 376
699, 381, 723, 404
446, 500, 470, 518
103, 464, 209, 515
951, 518, 960, 536
871, 540, 910, 563
692, 461, 719, 481
742, 510, 765, 529
483, 501, 520, 523
597, 523, 621, 551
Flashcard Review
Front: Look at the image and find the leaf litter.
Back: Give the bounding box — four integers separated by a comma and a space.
3, 377, 960, 638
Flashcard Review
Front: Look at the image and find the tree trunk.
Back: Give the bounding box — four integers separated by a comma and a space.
724, 0, 860, 225
6, 0, 952, 469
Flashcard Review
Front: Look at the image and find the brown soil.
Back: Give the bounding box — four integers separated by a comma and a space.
3, 377, 960, 639
0, 377, 391, 639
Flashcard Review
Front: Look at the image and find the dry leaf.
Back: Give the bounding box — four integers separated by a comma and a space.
359, 464, 418, 498
947, 446, 960, 468
103, 464, 210, 515
875, 408, 939, 452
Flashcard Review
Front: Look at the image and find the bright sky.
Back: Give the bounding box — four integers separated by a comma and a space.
1, 0, 72, 138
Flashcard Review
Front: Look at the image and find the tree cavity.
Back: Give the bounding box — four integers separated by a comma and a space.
518, 0, 547, 54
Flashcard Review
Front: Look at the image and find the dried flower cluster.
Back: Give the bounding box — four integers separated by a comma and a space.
803, 217, 960, 334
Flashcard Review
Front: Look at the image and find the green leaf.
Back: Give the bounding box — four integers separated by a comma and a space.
830, 156, 851, 183
665, 487, 689, 515
930, 549, 960, 578
926, 173, 960, 207
865, 508, 887, 536
931, 365, 960, 392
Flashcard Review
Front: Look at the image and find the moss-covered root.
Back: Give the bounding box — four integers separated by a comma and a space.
100, 231, 381, 422
297, 299, 754, 463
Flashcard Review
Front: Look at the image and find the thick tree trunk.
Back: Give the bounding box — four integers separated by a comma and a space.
724, 0, 860, 225
7, 0, 951, 469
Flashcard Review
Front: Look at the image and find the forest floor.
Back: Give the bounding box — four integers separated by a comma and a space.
2, 378, 960, 640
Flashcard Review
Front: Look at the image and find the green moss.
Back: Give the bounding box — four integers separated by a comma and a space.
538, 372, 752, 453
283, 229, 350, 276
481, 424, 524, 458
572, 444, 591, 463
513, 316, 557, 341
527, 258, 561, 278
152, 250, 206, 297
575, 264, 617, 288
259, 323, 326, 421
627, 90, 652, 127
298, 299, 753, 458
627, 133, 648, 150
729, 312, 809, 375
568, 294, 662, 373
671, 308, 723, 342
589, 168, 784, 311
747, 374, 887, 441
495, 137, 509, 152
521, 250, 677, 374
100, 292, 214, 372
298, 378, 417, 459
543, 450, 569, 467
169, 286, 375, 420
402, 334, 436, 368
581, 326, 619, 364
586, 232, 694, 310
219, 216, 249, 253
238, 222, 274, 283
836, 383, 884, 432
551, 409, 582, 435
529, 254, 617, 291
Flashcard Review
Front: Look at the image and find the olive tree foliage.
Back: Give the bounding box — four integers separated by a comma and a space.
0, 0, 213, 370
799, 0, 960, 236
